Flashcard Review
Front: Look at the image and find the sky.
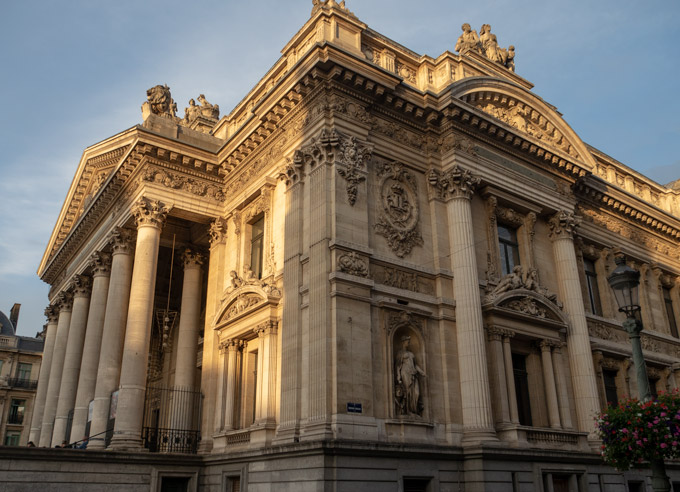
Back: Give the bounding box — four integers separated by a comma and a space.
0, 0, 678, 337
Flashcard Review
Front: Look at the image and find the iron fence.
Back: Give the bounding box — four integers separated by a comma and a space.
142, 385, 202, 454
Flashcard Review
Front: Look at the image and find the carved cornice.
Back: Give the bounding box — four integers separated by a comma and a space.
90, 251, 112, 277
132, 197, 170, 229
574, 179, 680, 241
427, 165, 481, 201
548, 210, 580, 241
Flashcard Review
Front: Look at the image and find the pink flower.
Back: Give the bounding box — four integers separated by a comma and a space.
661, 443, 668, 449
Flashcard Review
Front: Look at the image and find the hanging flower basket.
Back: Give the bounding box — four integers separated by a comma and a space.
596, 390, 680, 470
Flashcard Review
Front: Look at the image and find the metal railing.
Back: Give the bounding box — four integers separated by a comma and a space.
141, 385, 202, 454
7, 378, 38, 390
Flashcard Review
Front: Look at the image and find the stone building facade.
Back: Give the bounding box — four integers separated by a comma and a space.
17, 1, 680, 490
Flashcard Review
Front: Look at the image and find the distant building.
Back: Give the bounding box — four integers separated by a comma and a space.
0, 304, 44, 446
14, 1, 680, 490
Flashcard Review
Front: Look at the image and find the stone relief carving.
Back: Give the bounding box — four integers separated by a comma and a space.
336, 135, 373, 206
374, 161, 424, 258
224, 294, 265, 321
227, 269, 282, 298
209, 217, 228, 245
503, 297, 547, 318
337, 251, 369, 277
144, 84, 177, 119
485, 265, 560, 306
427, 165, 481, 201
394, 334, 426, 417
548, 210, 581, 240
474, 99, 578, 158
142, 167, 225, 202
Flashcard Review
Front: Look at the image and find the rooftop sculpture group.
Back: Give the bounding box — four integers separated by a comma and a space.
455, 23, 515, 72
142, 85, 220, 133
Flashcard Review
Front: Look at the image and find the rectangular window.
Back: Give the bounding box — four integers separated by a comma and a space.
512, 353, 532, 426
498, 225, 520, 276
663, 287, 678, 338
403, 478, 430, 492
584, 259, 603, 316
4, 432, 20, 446
226, 476, 241, 492
649, 378, 659, 399
603, 370, 618, 405
8, 399, 26, 424
250, 216, 265, 280
17, 362, 31, 381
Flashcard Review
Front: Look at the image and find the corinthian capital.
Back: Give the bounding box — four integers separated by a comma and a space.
182, 248, 204, 269
548, 210, 581, 240
427, 165, 480, 201
90, 251, 112, 277
71, 274, 92, 298
110, 227, 135, 255
132, 197, 169, 229
44, 305, 59, 323
208, 217, 228, 246
56, 292, 74, 312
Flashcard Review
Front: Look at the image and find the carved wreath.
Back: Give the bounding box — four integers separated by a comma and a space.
374, 161, 423, 258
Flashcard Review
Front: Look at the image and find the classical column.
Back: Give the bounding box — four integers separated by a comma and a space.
170, 248, 203, 432
276, 162, 304, 442
254, 321, 277, 425
70, 253, 111, 444
28, 307, 59, 444
221, 340, 240, 431
198, 218, 227, 453
549, 210, 600, 440
552, 342, 572, 428
539, 341, 561, 429
40, 294, 72, 447
486, 326, 510, 424
52, 275, 92, 446
88, 228, 134, 449
501, 330, 519, 424
429, 166, 495, 441
109, 198, 168, 450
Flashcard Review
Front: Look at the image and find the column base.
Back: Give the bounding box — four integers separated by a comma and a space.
197, 439, 213, 454
51, 416, 69, 447
86, 437, 107, 450
107, 433, 146, 452
461, 427, 498, 445
272, 423, 300, 445
299, 418, 332, 441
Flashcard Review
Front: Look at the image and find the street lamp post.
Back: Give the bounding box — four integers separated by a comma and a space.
607, 255, 671, 492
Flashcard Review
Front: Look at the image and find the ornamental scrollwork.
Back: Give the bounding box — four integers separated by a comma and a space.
502, 297, 547, 318
336, 135, 373, 206
374, 161, 423, 258
337, 251, 369, 277
224, 294, 265, 321
143, 167, 225, 202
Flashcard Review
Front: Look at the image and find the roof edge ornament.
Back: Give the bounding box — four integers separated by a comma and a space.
455, 23, 515, 73
311, 0, 355, 17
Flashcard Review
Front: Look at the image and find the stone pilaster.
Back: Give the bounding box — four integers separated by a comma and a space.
276, 164, 304, 442
88, 228, 134, 449
501, 331, 519, 424
254, 321, 278, 425
539, 340, 561, 429
109, 198, 168, 450
486, 326, 510, 424
552, 342, 572, 428
170, 248, 204, 432
222, 339, 240, 431
429, 166, 495, 442
28, 307, 59, 444
52, 276, 92, 446
40, 293, 72, 447
70, 253, 111, 443
549, 210, 600, 441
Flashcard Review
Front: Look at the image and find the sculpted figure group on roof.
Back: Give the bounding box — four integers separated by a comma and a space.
455, 23, 515, 72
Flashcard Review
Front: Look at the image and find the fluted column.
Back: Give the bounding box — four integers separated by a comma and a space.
502, 331, 519, 424
28, 307, 59, 444
486, 326, 510, 424
428, 166, 495, 441
52, 275, 92, 446
254, 321, 278, 425
549, 211, 600, 440
199, 218, 227, 453
109, 198, 168, 450
276, 165, 304, 442
88, 228, 134, 449
539, 341, 561, 429
552, 342, 572, 428
170, 248, 203, 432
39, 294, 72, 447
70, 253, 111, 443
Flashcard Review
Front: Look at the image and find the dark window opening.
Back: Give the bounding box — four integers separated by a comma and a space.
584, 258, 603, 316
603, 369, 618, 405
498, 225, 520, 276
160, 476, 189, 492
512, 353, 532, 426
403, 478, 430, 492
250, 216, 265, 280
663, 287, 678, 338
8, 399, 25, 424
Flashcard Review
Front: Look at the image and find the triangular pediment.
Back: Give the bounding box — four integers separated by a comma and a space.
450, 78, 597, 171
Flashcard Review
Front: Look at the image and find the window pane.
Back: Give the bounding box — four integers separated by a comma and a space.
498, 225, 520, 277
18, 363, 31, 380
664, 288, 678, 338
603, 370, 618, 405
584, 259, 603, 316
512, 353, 532, 426
250, 217, 265, 280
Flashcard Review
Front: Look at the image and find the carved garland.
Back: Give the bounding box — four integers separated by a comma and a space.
142, 167, 225, 202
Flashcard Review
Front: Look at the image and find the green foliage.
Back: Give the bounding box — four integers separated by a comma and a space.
596, 391, 680, 470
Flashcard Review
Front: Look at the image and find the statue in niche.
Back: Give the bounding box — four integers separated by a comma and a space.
454, 23, 481, 54
394, 335, 425, 417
